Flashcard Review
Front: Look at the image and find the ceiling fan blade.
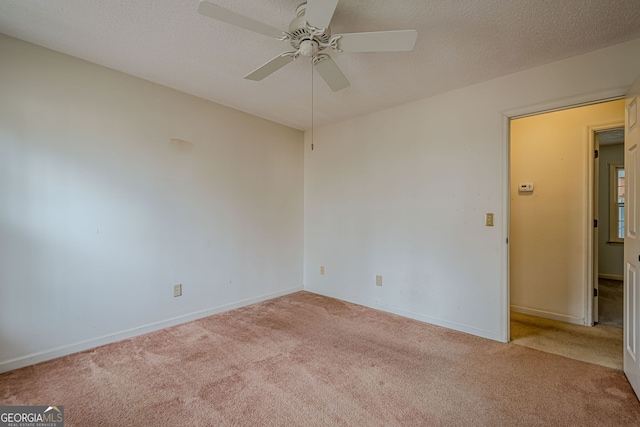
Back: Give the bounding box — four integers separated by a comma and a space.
335, 30, 418, 52
244, 54, 296, 81
314, 56, 350, 92
305, 0, 339, 29
198, 0, 283, 38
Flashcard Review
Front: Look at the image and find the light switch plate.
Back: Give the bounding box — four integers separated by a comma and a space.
485, 213, 494, 227
173, 284, 182, 297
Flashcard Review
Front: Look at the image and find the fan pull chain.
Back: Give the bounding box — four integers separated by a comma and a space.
311, 61, 314, 151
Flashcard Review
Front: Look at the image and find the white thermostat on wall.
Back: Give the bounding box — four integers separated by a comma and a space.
519, 183, 534, 192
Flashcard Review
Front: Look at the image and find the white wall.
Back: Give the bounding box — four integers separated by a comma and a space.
0, 35, 304, 372
598, 143, 625, 279
304, 37, 640, 342
510, 101, 624, 324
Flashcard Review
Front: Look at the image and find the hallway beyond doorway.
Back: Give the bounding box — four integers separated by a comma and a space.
598, 278, 623, 328
510, 311, 622, 370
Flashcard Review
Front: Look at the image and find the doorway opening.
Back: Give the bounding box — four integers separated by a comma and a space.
595, 128, 625, 329
508, 99, 625, 370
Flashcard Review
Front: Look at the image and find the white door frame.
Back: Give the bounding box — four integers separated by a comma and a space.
502, 87, 628, 342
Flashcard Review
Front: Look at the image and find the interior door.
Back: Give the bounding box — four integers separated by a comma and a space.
624, 74, 640, 398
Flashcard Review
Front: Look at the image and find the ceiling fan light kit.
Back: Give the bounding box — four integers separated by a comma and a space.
299, 39, 319, 57
197, 0, 418, 92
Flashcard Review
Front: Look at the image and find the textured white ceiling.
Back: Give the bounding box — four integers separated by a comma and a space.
1, 0, 639, 130
598, 128, 625, 145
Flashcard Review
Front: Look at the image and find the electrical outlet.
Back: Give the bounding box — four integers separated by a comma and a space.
173, 284, 182, 297
376, 275, 382, 287
320, 266, 325, 275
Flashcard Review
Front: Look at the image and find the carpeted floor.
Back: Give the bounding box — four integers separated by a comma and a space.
510, 311, 623, 370
599, 278, 623, 328
2, 291, 639, 426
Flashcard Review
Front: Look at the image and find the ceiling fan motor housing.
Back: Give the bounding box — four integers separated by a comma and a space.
289, 3, 331, 51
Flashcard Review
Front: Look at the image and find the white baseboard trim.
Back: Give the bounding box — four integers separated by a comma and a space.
598, 273, 623, 281
306, 287, 504, 342
0, 286, 303, 374
510, 305, 585, 325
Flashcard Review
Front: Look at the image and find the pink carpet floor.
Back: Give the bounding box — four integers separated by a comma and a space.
1, 291, 639, 426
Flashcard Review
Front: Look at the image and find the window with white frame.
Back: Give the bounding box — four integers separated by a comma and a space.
609, 163, 624, 243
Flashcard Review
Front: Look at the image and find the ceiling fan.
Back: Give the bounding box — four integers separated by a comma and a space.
197, 0, 418, 91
